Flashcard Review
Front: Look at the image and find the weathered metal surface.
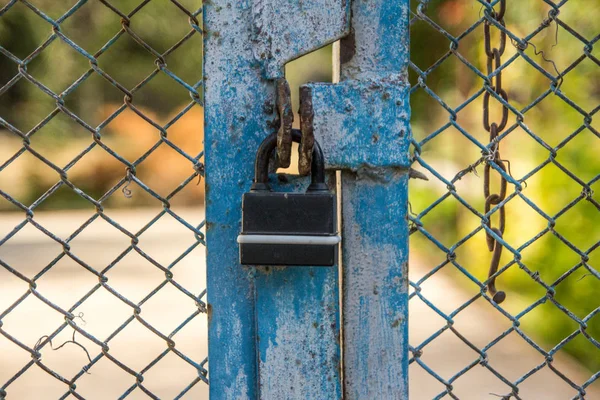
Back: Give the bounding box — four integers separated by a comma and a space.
205, 1, 341, 398
301, 81, 411, 170
316, 0, 411, 398
204, 1, 271, 398
252, 0, 351, 78
300, 0, 411, 171
255, 264, 341, 399
338, 1, 410, 82
255, 173, 341, 399
342, 169, 409, 399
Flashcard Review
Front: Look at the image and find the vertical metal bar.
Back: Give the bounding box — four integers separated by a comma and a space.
203, 2, 271, 398
339, 1, 411, 399
204, 1, 342, 398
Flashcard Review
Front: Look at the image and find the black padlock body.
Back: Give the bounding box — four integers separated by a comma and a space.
240, 191, 337, 266
242, 191, 335, 235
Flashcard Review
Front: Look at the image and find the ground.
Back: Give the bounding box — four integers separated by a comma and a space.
0, 209, 597, 399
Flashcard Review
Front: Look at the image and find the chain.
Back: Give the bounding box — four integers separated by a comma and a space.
482, 0, 508, 304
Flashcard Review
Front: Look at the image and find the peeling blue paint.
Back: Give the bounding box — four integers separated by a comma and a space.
205, 0, 411, 398
304, 81, 410, 170
341, 169, 410, 399
204, 1, 275, 398
205, 1, 344, 398
252, 0, 350, 78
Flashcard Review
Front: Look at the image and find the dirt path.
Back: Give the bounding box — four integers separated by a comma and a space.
0, 209, 597, 399
409, 259, 599, 399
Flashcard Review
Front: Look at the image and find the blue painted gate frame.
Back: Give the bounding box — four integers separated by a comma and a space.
203, 1, 411, 398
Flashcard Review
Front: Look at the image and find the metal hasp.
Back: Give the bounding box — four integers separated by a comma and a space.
238, 131, 340, 266
301, 0, 411, 398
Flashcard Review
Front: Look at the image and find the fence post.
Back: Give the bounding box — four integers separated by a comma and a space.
203, 1, 344, 398
340, 3, 410, 397
203, 2, 267, 398
303, 0, 411, 398
205, 0, 410, 398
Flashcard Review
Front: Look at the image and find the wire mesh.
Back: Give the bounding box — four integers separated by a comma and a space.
409, 0, 599, 399
0, 1, 206, 399
1, 0, 599, 399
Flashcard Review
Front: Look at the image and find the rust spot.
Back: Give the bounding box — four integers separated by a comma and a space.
263, 101, 275, 115
256, 265, 273, 275
207, 303, 213, 324
340, 29, 356, 65
277, 174, 289, 183
372, 134, 379, 143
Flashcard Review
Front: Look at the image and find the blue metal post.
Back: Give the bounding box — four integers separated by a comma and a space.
203, 2, 267, 398
204, 1, 343, 398
340, 2, 411, 398
205, 0, 410, 398
302, 0, 411, 398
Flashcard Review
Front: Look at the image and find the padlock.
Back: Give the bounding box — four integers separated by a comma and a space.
237, 129, 340, 266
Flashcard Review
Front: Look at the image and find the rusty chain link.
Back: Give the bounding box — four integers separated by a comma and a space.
298, 86, 315, 176
410, 0, 599, 397
483, 0, 508, 304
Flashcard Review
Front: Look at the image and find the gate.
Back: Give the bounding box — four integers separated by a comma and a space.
1, 0, 599, 399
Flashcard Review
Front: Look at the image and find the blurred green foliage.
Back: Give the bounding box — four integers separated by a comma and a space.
408, 0, 600, 373
0, 0, 598, 373
0, 0, 203, 129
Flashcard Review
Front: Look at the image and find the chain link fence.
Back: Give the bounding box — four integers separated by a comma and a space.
409, 0, 599, 398
0, 0, 207, 398
1, 0, 599, 399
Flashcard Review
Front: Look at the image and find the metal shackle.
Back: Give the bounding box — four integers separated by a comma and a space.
252, 129, 327, 192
